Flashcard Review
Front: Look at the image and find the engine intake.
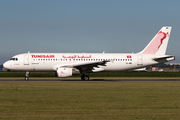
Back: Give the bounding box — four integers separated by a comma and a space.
56, 68, 72, 78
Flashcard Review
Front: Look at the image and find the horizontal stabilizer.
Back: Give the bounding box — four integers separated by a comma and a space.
153, 56, 175, 62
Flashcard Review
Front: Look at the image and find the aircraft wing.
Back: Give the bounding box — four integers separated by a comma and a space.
52, 60, 110, 72
64, 60, 109, 70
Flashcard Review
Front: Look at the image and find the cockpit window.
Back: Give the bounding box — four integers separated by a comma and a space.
10, 58, 18, 61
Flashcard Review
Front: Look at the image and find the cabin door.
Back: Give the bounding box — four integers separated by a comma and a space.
24, 55, 29, 65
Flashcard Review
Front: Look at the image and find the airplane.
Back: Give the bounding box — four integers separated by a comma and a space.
3, 26, 175, 80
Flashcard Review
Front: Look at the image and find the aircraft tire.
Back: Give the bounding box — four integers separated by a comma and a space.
25, 77, 29, 81
84, 75, 89, 81
81, 75, 89, 81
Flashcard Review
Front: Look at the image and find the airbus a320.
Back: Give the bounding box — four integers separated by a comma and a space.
3, 26, 175, 80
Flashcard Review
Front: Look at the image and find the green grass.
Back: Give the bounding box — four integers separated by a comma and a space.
0, 82, 180, 119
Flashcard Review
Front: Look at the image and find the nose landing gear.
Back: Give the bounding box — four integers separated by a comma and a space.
25, 71, 29, 81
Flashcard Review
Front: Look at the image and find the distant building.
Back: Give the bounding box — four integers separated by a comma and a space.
151, 67, 164, 72
152, 67, 158, 71
170, 63, 180, 65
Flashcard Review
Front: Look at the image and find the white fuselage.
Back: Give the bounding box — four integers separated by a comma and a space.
3, 53, 164, 72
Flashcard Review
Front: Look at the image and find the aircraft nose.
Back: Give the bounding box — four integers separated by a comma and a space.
3, 62, 10, 69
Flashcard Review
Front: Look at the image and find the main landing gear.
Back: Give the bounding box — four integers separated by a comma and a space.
81, 74, 89, 81
25, 71, 29, 81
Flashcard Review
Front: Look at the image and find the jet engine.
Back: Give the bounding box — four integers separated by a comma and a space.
56, 68, 73, 77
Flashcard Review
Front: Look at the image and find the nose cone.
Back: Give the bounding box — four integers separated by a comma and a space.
3, 62, 9, 69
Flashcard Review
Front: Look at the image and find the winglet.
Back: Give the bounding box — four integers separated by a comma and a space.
140, 26, 172, 55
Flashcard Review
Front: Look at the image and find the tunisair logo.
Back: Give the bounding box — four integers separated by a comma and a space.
31, 55, 55, 58
158, 31, 169, 49
142, 30, 169, 54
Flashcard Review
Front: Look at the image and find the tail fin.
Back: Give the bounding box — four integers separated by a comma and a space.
140, 26, 172, 55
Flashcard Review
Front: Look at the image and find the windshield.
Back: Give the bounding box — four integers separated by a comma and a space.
10, 58, 18, 61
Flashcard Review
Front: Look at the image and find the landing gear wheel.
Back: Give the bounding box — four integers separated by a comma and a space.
25, 77, 29, 81
84, 75, 89, 81
25, 71, 29, 81
81, 75, 89, 81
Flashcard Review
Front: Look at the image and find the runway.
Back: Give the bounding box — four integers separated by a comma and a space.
1, 79, 180, 82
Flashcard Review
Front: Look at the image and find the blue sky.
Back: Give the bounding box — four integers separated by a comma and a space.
0, 0, 180, 64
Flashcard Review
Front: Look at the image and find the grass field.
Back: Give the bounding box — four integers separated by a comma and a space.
0, 82, 180, 119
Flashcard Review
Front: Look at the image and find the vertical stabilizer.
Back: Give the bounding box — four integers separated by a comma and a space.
140, 26, 172, 55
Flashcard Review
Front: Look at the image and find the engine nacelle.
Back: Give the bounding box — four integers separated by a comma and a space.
56, 68, 72, 78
